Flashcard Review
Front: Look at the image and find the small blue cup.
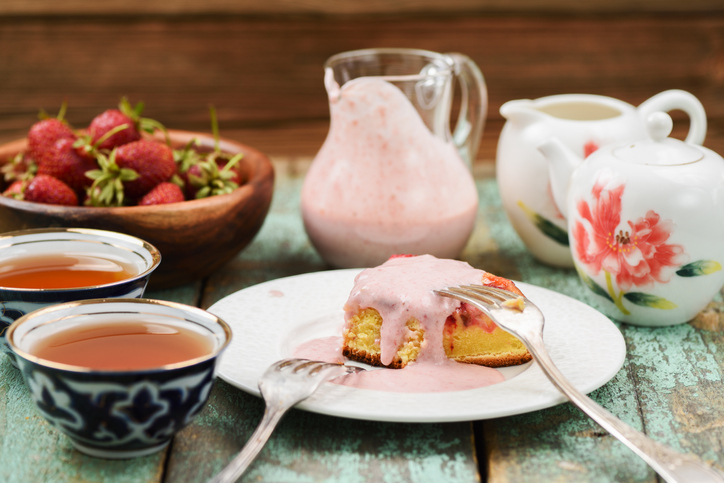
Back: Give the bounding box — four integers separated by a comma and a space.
0, 227, 161, 357
6, 298, 232, 459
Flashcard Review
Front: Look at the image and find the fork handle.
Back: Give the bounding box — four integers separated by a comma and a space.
525, 332, 724, 483
208, 405, 288, 483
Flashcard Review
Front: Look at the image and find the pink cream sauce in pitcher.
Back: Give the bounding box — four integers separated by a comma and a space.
301, 72, 479, 269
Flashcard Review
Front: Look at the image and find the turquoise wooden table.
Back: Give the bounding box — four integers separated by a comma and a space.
1, 160, 723, 482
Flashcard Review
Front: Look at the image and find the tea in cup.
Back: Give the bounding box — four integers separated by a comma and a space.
6, 298, 232, 459
0, 227, 161, 356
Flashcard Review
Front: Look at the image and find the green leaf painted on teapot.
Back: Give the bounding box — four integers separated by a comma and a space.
676, 260, 722, 277
623, 292, 678, 310
575, 265, 613, 302
517, 201, 569, 246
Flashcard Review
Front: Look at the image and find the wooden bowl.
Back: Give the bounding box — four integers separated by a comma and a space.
0, 130, 274, 289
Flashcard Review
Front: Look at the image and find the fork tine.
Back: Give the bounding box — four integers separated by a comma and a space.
289, 359, 320, 373
435, 287, 495, 314
435, 284, 531, 327
270, 358, 360, 380
438, 286, 498, 305
461, 284, 519, 302
457, 286, 501, 305
296, 361, 354, 379
273, 359, 301, 371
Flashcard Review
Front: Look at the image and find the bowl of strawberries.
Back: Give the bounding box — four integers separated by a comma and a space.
0, 100, 274, 289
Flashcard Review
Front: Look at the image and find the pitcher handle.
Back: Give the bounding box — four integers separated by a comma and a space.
637, 89, 707, 145
446, 53, 488, 169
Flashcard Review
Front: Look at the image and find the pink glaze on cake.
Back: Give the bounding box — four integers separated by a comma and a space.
301, 74, 478, 268
343, 254, 487, 366
292, 255, 511, 393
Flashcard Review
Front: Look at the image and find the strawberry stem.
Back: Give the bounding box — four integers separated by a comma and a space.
119, 96, 170, 145
209, 105, 221, 154
57, 99, 68, 122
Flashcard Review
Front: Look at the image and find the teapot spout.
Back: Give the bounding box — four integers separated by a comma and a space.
537, 138, 584, 220
499, 99, 546, 127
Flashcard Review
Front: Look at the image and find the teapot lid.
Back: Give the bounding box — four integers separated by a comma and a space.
612, 111, 704, 166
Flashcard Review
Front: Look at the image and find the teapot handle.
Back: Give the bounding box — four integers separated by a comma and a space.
446, 53, 488, 169
637, 89, 707, 145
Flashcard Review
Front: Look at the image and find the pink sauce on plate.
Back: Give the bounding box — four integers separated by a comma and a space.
293, 336, 505, 393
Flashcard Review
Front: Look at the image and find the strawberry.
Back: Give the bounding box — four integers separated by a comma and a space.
85, 139, 175, 206
27, 118, 75, 165
185, 154, 243, 199
23, 174, 78, 206
216, 157, 244, 185
1, 152, 37, 187
177, 106, 243, 199
115, 140, 176, 198
3, 180, 26, 199
180, 162, 202, 198
139, 182, 185, 205
37, 138, 97, 193
172, 137, 203, 196
88, 109, 140, 150
88, 98, 167, 150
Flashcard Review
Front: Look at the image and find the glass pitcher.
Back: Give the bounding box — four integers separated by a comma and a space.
301, 48, 487, 268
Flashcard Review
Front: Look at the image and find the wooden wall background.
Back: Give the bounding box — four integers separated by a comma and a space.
1, 1, 723, 163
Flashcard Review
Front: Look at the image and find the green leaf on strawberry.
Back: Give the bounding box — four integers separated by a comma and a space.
190, 153, 242, 199
1, 152, 37, 184
74, 122, 132, 159
85, 150, 139, 207
173, 137, 203, 174
119, 97, 170, 145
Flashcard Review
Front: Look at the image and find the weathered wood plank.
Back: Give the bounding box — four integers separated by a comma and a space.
622, 324, 724, 465
168, 380, 481, 483
1, 14, 723, 161
1, 0, 722, 16
483, 368, 655, 482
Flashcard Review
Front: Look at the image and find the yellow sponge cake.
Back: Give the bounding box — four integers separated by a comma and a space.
342, 254, 532, 369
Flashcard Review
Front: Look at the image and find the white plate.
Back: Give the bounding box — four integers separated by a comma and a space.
210, 269, 626, 423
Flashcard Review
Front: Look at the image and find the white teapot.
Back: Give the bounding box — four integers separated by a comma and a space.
538, 112, 724, 326
496, 90, 707, 267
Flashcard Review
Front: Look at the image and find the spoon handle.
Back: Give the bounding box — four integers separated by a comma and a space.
524, 331, 724, 483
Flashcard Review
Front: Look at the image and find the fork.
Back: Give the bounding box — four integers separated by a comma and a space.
208, 359, 363, 483
435, 284, 724, 483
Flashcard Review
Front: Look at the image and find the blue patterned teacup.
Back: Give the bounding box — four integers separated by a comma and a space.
6, 298, 232, 459
0, 227, 161, 358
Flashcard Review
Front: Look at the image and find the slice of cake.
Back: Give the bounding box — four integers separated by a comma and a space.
342, 254, 532, 369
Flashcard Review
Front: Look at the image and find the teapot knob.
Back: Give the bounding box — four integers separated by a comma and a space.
647, 111, 673, 142
616, 110, 704, 165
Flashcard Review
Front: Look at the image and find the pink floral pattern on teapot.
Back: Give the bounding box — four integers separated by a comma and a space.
572, 172, 721, 316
